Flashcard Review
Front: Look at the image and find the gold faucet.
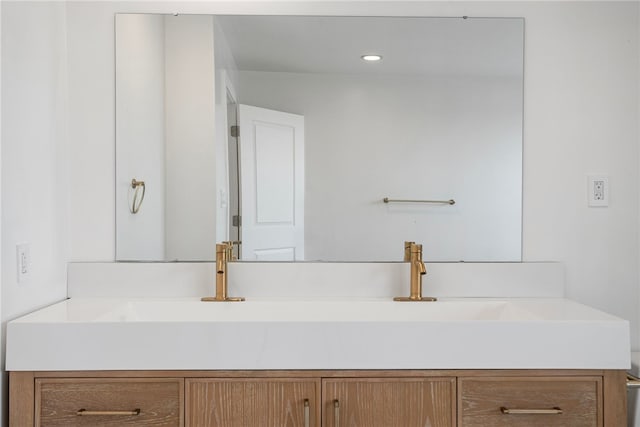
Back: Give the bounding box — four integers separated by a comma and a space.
201, 242, 245, 302
394, 241, 436, 302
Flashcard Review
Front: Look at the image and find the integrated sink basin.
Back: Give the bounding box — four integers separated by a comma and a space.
6, 298, 630, 371
99, 299, 529, 322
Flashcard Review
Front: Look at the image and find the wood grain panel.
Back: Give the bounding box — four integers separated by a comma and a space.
35, 378, 183, 427
322, 377, 455, 427
10, 371, 34, 427
186, 378, 320, 427
459, 376, 601, 426
603, 370, 626, 427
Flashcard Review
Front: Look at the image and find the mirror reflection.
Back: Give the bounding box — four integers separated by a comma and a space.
115, 14, 523, 262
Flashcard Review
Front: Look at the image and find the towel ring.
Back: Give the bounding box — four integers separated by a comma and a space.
130, 179, 146, 214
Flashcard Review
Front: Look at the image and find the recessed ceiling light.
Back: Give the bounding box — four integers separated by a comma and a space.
361, 54, 382, 62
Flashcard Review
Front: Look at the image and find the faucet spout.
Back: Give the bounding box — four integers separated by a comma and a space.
216, 252, 225, 274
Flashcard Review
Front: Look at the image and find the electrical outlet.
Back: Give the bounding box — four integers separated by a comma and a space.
16, 243, 31, 283
588, 175, 609, 207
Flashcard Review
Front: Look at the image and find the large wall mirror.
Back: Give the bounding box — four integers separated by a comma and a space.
115, 14, 523, 262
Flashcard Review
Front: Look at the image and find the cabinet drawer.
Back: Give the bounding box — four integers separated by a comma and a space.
35, 378, 184, 426
459, 376, 602, 426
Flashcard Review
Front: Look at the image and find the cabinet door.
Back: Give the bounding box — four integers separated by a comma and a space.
322, 377, 455, 427
186, 378, 320, 427
35, 378, 183, 427
458, 376, 602, 426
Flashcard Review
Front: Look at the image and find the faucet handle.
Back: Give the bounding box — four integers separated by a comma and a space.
411, 243, 426, 275
222, 241, 241, 261
403, 241, 415, 261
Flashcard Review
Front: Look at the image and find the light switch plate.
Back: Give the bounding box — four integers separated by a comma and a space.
588, 175, 609, 207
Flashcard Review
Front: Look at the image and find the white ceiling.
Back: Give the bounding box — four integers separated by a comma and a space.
215, 16, 524, 77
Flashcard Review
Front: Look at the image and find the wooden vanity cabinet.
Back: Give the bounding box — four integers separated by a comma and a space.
9, 370, 627, 427
186, 378, 320, 427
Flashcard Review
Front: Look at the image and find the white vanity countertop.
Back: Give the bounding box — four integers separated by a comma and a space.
6, 297, 630, 371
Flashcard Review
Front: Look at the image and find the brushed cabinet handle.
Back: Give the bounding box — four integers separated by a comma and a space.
501, 407, 563, 415
627, 373, 640, 388
334, 399, 340, 427
304, 399, 310, 427
77, 408, 141, 416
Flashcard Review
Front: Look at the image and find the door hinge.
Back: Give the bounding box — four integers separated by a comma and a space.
232, 215, 242, 227
230, 125, 240, 138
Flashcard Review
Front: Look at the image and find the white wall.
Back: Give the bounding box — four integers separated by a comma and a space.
1, 1, 70, 424
237, 70, 522, 262
115, 14, 166, 260
63, 0, 640, 348
519, 1, 639, 354
1, 0, 69, 318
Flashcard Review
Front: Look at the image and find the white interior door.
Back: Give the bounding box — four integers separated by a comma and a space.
238, 105, 304, 260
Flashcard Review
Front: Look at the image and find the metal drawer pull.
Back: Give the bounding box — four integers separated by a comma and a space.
304, 399, 310, 427
627, 373, 640, 388
334, 399, 340, 427
383, 197, 455, 205
77, 408, 141, 416
501, 407, 563, 415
